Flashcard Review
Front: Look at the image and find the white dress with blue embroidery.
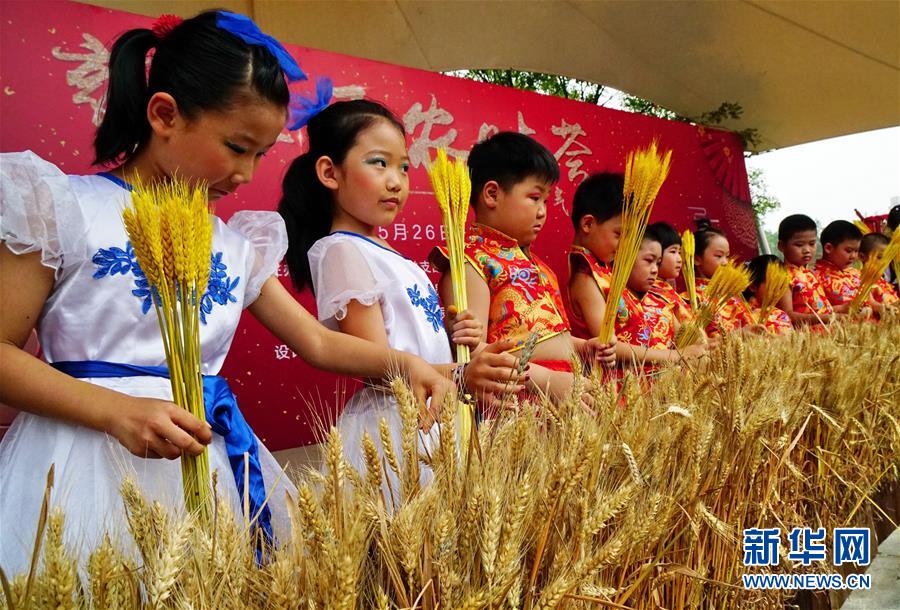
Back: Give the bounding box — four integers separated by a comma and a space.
0, 151, 294, 573
308, 232, 452, 499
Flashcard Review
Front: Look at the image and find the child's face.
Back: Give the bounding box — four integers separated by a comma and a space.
658, 244, 682, 280
753, 281, 766, 301
628, 240, 661, 293
860, 243, 887, 264
696, 234, 730, 278
490, 176, 553, 246
823, 239, 860, 268
327, 120, 410, 231
778, 230, 817, 266
579, 214, 622, 263
155, 97, 286, 201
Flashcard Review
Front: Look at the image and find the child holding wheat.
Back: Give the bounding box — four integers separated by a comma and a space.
814, 220, 864, 311
860, 233, 900, 311
568, 176, 704, 368
432, 133, 616, 404
0, 11, 451, 571
744, 255, 793, 336
776, 214, 836, 326
278, 100, 525, 502
686, 218, 756, 336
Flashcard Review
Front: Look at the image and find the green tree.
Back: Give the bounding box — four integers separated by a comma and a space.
748, 167, 781, 222
446, 69, 608, 104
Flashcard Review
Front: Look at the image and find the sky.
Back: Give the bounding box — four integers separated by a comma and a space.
746, 126, 900, 233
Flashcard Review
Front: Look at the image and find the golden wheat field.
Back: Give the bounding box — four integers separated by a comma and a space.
3, 317, 899, 610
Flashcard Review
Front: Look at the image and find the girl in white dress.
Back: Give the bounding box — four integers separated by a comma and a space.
279, 100, 526, 502
0, 12, 450, 573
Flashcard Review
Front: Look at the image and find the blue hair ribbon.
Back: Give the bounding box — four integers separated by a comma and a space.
215, 11, 332, 131
288, 77, 333, 130
215, 11, 306, 83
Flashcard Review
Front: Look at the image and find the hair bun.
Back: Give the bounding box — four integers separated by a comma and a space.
694, 217, 714, 231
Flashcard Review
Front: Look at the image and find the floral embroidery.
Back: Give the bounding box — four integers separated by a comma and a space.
201, 252, 241, 324
92, 241, 240, 323
406, 283, 444, 333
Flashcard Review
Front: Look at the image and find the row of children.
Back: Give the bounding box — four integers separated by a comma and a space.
1, 9, 896, 570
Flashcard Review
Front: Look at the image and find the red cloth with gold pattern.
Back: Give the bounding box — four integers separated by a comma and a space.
786, 263, 833, 316
746, 296, 793, 336
872, 277, 899, 307
814, 259, 860, 307
641, 288, 676, 349
689, 277, 754, 337
645, 279, 692, 347
566, 245, 611, 340
432, 223, 569, 349
566, 246, 667, 348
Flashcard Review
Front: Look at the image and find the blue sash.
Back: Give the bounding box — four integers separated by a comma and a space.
50, 360, 273, 544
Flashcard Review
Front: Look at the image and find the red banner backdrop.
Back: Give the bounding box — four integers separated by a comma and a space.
0, 1, 757, 449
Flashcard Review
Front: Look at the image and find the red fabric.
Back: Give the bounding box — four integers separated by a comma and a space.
787, 264, 833, 316
435, 224, 570, 349
815, 259, 861, 307
530, 359, 574, 373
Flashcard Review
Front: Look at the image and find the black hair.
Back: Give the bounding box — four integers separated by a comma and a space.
694, 217, 727, 257
860, 232, 889, 257
279, 100, 405, 292
641, 230, 662, 247
647, 221, 681, 251
468, 132, 559, 207
820, 220, 862, 247
570, 172, 624, 229
94, 11, 290, 166
777, 214, 817, 243
743, 254, 784, 299
888, 205, 900, 231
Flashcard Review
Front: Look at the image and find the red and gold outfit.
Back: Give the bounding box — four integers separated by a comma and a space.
567, 246, 671, 349
814, 259, 860, 307
432, 223, 569, 350
746, 296, 793, 336
872, 277, 900, 307
786, 263, 833, 316
690, 277, 754, 337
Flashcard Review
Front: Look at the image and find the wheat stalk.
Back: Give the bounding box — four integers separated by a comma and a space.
850, 229, 900, 313
123, 175, 213, 526
676, 260, 751, 348
681, 229, 698, 312
756, 260, 791, 324
597, 140, 673, 341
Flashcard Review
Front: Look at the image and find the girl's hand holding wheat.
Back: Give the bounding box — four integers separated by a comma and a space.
463, 339, 526, 402
109, 396, 212, 460
579, 336, 617, 369
678, 343, 707, 361
447, 307, 484, 349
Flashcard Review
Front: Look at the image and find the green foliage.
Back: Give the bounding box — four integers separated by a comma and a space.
748, 167, 781, 219
447, 69, 607, 104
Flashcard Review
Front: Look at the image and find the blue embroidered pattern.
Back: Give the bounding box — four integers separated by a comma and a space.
406, 284, 444, 333
92, 242, 240, 324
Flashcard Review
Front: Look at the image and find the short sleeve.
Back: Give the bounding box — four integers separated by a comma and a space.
307, 235, 394, 327
1, 151, 86, 273
227, 210, 288, 306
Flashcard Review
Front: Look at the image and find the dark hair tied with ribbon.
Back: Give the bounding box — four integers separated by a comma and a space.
215, 11, 332, 130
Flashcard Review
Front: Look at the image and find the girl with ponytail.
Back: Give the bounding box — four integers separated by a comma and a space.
279, 101, 525, 500
0, 11, 450, 570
